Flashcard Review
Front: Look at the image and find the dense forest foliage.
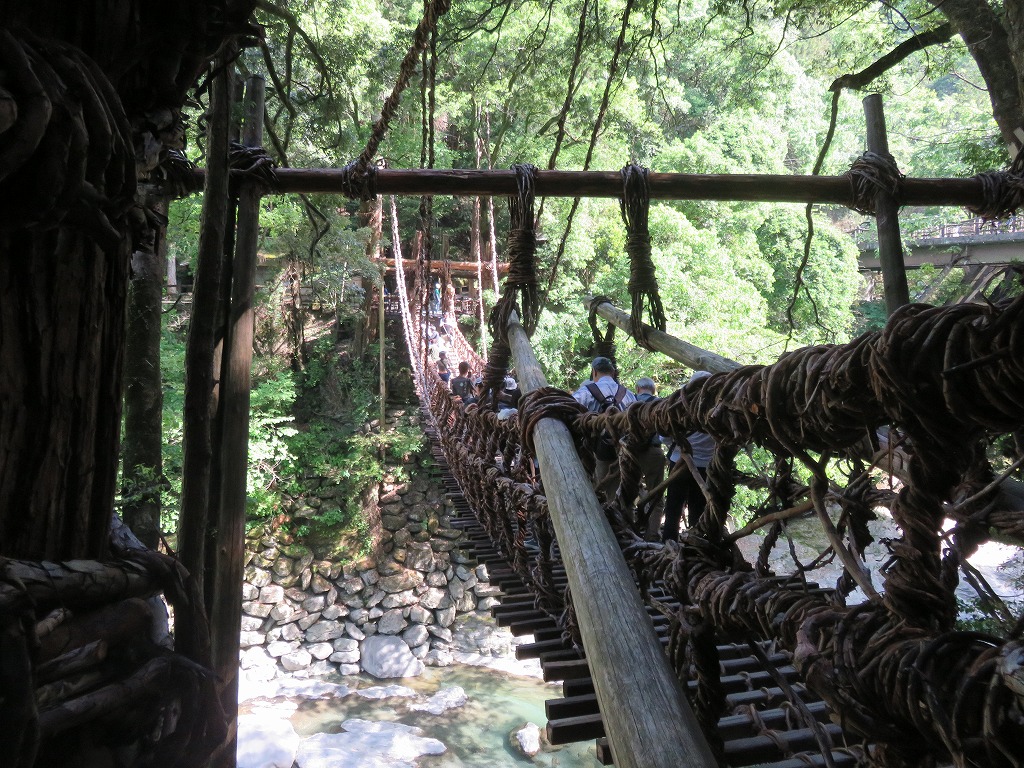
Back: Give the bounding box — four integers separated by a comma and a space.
153, 0, 1013, 542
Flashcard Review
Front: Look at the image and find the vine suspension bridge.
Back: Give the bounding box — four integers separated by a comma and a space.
6, 10, 1024, 767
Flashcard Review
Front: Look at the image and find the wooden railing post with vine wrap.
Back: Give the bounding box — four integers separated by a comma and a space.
505, 311, 718, 768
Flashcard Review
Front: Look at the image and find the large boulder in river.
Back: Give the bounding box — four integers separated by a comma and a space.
361, 634, 424, 679
510, 722, 542, 758
237, 711, 300, 768
295, 719, 444, 768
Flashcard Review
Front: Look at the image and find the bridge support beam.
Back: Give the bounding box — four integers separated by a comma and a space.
587, 297, 739, 374
506, 313, 717, 768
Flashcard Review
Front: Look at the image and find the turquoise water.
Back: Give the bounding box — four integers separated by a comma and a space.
290, 666, 602, 767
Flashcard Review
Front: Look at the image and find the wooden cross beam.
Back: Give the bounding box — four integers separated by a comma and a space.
191, 166, 987, 207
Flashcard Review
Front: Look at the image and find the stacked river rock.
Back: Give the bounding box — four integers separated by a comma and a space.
239, 409, 502, 681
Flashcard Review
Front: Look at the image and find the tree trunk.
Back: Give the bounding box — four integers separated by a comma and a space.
121, 198, 167, 550
0, 229, 129, 561
930, 0, 1024, 152
177, 52, 234, 606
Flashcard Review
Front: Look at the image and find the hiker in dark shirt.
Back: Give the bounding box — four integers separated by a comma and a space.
662, 371, 715, 541
497, 375, 521, 409
633, 377, 667, 540
571, 357, 636, 498
449, 362, 476, 406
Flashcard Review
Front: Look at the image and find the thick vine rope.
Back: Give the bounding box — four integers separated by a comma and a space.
504, 163, 540, 334
847, 150, 903, 216
338, 0, 451, 200
620, 164, 667, 348
479, 164, 540, 406
228, 141, 279, 193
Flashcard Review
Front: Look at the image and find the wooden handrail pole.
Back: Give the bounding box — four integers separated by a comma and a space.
188, 167, 989, 208
506, 313, 716, 768
586, 296, 740, 373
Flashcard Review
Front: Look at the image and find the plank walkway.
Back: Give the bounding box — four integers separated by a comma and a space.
421, 407, 866, 766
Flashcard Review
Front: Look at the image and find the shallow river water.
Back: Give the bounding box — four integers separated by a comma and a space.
733, 508, 1024, 611
288, 665, 601, 767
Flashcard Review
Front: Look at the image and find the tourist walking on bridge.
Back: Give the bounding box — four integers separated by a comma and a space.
573, 357, 636, 499
661, 370, 714, 541
449, 361, 476, 406
634, 377, 667, 541
436, 351, 451, 383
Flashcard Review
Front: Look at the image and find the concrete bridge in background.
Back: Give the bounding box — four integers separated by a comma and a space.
858, 215, 1024, 271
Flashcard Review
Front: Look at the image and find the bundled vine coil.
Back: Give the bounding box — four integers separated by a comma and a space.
620, 164, 667, 348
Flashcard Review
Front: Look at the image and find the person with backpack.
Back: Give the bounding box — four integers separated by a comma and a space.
633, 377, 667, 541
436, 351, 451, 383
661, 370, 715, 541
572, 356, 636, 498
449, 361, 476, 406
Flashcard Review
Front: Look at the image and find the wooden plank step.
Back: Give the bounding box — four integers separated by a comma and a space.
595, 738, 614, 765
510, 615, 559, 634
724, 724, 845, 764
561, 670, 802, 699
717, 700, 830, 741
545, 694, 830, 740
747, 752, 861, 768
546, 693, 598, 721
539, 647, 582, 664
720, 652, 790, 675
725, 684, 810, 709
546, 713, 604, 745
529, 627, 566, 642
493, 599, 539, 615
515, 637, 569, 659
714, 641, 778, 661
542, 658, 591, 682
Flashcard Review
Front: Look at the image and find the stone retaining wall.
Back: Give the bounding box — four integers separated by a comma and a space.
239, 408, 499, 681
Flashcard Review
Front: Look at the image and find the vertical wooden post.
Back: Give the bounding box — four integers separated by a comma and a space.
472, 196, 487, 352
863, 94, 910, 315
505, 313, 716, 768
486, 196, 500, 300
166, 231, 178, 294
472, 106, 488, 351
483, 110, 500, 300
211, 74, 265, 768
379, 274, 387, 429
178, 50, 233, 632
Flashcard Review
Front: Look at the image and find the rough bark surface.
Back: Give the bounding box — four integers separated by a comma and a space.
929, 0, 1024, 151
122, 201, 166, 550
0, 4, 256, 766
0, 229, 129, 560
